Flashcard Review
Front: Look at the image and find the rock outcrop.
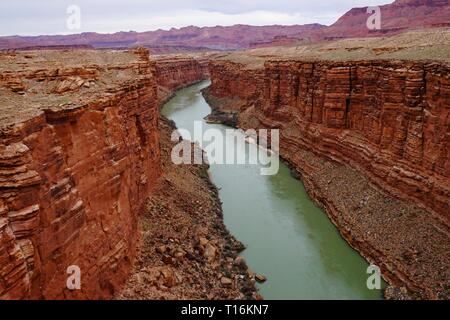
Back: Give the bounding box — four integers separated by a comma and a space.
154, 55, 209, 103
0, 48, 161, 299
205, 59, 450, 299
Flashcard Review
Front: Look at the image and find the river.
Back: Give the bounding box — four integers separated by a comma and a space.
161, 80, 385, 300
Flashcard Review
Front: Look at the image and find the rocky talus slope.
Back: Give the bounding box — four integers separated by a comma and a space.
205, 58, 450, 299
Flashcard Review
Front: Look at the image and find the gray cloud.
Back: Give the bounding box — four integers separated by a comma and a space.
0, 0, 394, 36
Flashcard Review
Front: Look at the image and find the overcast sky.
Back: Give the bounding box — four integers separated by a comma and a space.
0, 0, 394, 36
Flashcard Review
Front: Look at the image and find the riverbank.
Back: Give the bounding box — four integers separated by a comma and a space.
203, 86, 450, 300
117, 116, 259, 299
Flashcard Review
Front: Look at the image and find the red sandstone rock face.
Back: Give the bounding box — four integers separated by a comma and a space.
154, 56, 209, 103
0, 49, 161, 299
208, 60, 450, 225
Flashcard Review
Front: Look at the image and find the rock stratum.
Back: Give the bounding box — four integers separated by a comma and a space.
0, 48, 162, 299
154, 54, 210, 103
1, 41, 448, 300
117, 117, 258, 300
205, 57, 450, 299
329, 0, 450, 35
0, 48, 256, 300
208, 59, 450, 220
251, 0, 450, 47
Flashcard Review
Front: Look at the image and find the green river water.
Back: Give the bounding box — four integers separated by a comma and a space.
161, 80, 385, 300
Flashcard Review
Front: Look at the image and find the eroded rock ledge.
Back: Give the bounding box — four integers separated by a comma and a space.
0, 48, 162, 299
153, 55, 210, 104
0, 49, 256, 300
204, 59, 450, 299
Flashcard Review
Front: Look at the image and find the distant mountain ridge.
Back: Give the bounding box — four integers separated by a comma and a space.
0, 0, 449, 52
0, 24, 325, 52
249, 0, 450, 47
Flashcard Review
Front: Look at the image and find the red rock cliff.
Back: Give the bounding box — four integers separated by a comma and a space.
0, 49, 161, 299
154, 56, 210, 103
209, 60, 449, 224
207, 59, 450, 298
207, 61, 264, 111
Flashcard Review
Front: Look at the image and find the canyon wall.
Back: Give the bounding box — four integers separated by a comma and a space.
154, 56, 209, 104
206, 59, 450, 298
0, 49, 161, 299
206, 62, 264, 112
208, 60, 449, 224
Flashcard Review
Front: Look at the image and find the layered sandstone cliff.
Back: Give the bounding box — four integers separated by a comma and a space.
0, 48, 161, 299
205, 59, 450, 299
208, 59, 449, 223
154, 55, 209, 104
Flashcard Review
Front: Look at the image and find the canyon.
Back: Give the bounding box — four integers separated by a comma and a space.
1, 25, 449, 300
117, 116, 257, 300
203, 51, 450, 299
0, 24, 325, 53
0, 47, 261, 300
0, 48, 162, 299
153, 54, 210, 103
206, 59, 450, 221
